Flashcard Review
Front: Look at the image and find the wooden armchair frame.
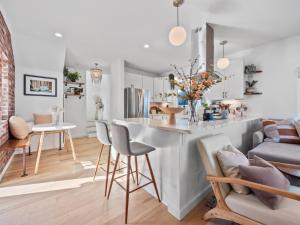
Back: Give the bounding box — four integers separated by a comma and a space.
205, 163, 300, 225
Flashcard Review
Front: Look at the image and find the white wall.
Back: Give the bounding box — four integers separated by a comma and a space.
110, 59, 125, 120
86, 71, 111, 122
230, 34, 300, 119
64, 68, 87, 138
13, 32, 66, 149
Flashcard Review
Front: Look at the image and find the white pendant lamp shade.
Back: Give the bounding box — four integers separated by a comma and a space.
169, 26, 187, 46
217, 40, 230, 70
217, 57, 230, 70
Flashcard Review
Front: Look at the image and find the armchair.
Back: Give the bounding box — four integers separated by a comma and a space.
198, 134, 300, 225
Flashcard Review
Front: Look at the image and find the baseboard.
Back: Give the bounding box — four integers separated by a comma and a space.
177, 185, 211, 220
0, 151, 15, 182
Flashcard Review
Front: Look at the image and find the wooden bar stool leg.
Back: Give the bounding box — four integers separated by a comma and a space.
107, 153, 120, 199
105, 145, 111, 196
145, 154, 161, 202
67, 129, 77, 160
21, 147, 28, 177
135, 156, 139, 185
93, 144, 104, 181
125, 156, 131, 224
34, 131, 45, 175
64, 131, 69, 152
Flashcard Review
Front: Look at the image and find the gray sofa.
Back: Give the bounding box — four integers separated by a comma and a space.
248, 130, 300, 165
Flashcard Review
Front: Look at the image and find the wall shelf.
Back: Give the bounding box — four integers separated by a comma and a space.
244, 92, 263, 95
64, 93, 84, 99
64, 81, 85, 87
245, 70, 263, 75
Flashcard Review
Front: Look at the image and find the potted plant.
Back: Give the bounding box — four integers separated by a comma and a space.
64, 66, 81, 82
245, 80, 258, 93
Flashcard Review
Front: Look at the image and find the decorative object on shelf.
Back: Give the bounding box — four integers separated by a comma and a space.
169, 0, 186, 46
64, 66, 81, 82
170, 56, 222, 123
169, 74, 175, 90
244, 64, 262, 74
90, 63, 103, 84
217, 40, 230, 70
219, 103, 231, 119
51, 106, 63, 125
245, 80, 258, 93
159, 105, 184, 125
24, 74, 57, 97
94, 95, 104, 120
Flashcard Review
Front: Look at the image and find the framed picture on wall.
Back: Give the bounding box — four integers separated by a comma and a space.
24, 74, 57, 97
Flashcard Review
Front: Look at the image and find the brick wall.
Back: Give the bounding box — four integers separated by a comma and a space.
0, 10, 15, 174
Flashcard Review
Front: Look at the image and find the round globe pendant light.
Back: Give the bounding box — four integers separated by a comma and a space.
217, 40, 230, 70
169, 0, 186, 46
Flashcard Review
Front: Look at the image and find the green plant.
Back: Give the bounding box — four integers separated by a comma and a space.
64, 66, 81, 82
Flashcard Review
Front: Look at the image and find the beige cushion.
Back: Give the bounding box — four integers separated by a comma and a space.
198, 134, 232, 198
9, 116, 30, 140
225, 186, 300, 225
217, 145, 250, 194
33, 114, 52, 125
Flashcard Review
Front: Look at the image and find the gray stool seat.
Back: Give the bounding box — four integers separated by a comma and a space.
130, 142, 155, 156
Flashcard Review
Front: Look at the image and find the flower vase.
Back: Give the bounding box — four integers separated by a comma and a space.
188, 100, 197, 123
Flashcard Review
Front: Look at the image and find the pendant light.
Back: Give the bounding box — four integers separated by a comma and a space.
90, 63, 103, 83
217, 40, 230, 70
169, 0, 187, 46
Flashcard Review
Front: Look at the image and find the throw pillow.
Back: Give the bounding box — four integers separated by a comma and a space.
33, 114, 53, 125
239, 156, 290, 209
9, 116, 30, 140
217, 145, 250, 194
277, 123, 300, 144
262, 120, 280, 142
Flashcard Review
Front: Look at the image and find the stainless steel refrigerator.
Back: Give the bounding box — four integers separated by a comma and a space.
124, 87, 150, 118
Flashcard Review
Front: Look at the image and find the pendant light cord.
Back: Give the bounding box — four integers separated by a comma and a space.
222, 44, 225, 57
177, 7, 179, 26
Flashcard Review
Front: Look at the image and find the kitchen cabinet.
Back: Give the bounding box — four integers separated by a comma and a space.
142, 76, 153, 92
205, 59, 244, 100
153, 77, 164, 101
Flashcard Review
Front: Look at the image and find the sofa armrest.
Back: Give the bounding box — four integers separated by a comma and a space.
253, 130, 264, 148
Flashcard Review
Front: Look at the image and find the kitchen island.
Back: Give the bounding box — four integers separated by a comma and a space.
114, 116, 261, 220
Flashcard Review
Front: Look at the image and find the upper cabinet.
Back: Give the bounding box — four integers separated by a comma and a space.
141, 76, 154, 93
125, 72, 143, 89
205, 59, 244, 100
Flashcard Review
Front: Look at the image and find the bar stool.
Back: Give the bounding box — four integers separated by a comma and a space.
107, 123, 161, 224
93, 121, 136, 196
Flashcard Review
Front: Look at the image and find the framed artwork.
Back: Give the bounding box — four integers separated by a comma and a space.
24, 74, 57, 97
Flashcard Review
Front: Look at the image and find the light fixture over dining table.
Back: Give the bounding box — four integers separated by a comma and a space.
90, 63, 103, 83
169, 0, 187, 46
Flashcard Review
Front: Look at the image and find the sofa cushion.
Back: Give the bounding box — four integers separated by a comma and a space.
225, 186, 300, 225
262, 120, 280, 142
248, 142, 300, 165
239, 156, 290, 209
217, 145, 250, 194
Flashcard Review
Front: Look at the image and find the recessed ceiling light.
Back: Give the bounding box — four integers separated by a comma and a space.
144, 44, 150, 49
54, 33, 63, 38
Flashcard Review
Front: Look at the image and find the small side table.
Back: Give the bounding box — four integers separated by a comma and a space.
32, 123, 77, 174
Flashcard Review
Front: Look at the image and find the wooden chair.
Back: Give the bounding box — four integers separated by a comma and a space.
197, 134, 300, 225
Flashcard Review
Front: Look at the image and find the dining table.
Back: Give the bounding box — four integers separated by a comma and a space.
31, 122, 77, 174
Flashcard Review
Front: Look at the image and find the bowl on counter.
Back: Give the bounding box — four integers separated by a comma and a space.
159, 106, 184, 125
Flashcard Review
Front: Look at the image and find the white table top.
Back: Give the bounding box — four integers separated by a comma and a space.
32, 123, 76, 132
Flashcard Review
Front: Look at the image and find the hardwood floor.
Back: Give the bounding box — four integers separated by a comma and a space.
0, 137, 229, 225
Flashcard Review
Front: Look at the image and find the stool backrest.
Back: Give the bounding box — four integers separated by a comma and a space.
95, 121, 111, 145
111, 123, 131, 156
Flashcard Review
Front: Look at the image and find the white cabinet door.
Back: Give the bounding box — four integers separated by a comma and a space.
224, 59, 244, 99
142, 76, 153, 92
205, 82, 225, 100
125, 73, 142, 89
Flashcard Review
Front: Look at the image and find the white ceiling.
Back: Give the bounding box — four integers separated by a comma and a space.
1, 0, 300, 74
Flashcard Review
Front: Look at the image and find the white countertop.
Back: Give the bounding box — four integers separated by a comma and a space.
114, 116, 261, 134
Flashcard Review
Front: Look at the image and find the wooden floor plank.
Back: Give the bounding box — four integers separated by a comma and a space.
0, 137, 231, 225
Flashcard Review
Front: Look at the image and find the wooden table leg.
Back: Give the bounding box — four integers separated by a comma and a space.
34, 131, 45, 175
67, 129, 77, 160
64, 131, 69, 152
21, 147, 28, 177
